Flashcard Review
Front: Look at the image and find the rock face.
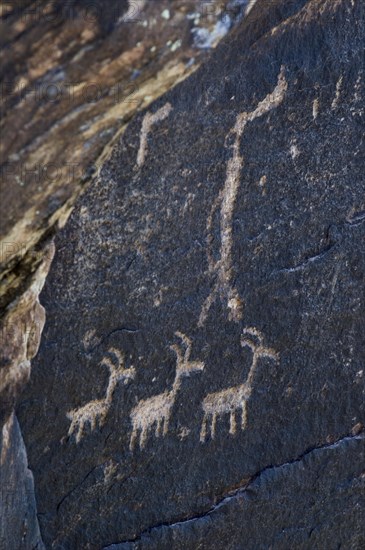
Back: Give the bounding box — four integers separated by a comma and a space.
0, 0, 244, 314
0, 414, 44, 550
0, 242, 54, 427
0, 242, 54, 549
17, 0, 365, 548
105, 434, 364, 549
0, 3, 248, 547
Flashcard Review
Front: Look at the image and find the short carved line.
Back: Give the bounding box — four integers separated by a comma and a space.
136, 102, 172, 167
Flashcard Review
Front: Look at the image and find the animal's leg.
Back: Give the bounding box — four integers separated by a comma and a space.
229, 410, 237, 435
69, 420, 82, 443
163, 414, 169, 436
211, 412, 217, 439
241, 401, 248, 430
101, 408, 109, 427
79, 419, 90, 443
140, 425, 149, 449
129, 425, 138, 451
67, 418, 76, 438
79, 417, 89, 440
90, 414, 98, 431
200, 414, 208, 442
155, 417, 162, 437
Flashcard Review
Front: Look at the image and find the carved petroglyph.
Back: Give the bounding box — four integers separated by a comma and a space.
130, 332, 204, 450
290, 142, 300, 161
312, 98, 319, 120
353, 73, 362, 102
200, 328, 279, 442
332, 76, 343, 109
199, 67, 288, 326
136, 102, 172, 167
67, 348, 135, 443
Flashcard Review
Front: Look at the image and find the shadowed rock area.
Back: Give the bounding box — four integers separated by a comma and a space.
0, 414, 44, 549
2, 0, 364, 547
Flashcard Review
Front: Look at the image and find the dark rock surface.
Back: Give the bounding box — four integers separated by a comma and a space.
105, 433, 365, 550
0, 414, 44, 550
18, 0, 365, 548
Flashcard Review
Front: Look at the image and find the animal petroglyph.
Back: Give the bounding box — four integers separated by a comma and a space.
200, 328, 279, 442
130, 332, 204, 450
67, 348, 135, 443
199, 67, 288, 326
136, 102, 172, 167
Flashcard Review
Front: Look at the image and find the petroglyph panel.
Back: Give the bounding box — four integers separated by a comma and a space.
17, 3, 365, 545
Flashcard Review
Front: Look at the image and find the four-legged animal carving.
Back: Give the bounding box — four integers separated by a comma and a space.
200, 328, 279, 442
67, 348, 135, 443
129, 332, 204, 450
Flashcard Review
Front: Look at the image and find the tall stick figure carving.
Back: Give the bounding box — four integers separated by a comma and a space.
200, 327, 279, 442
130, 332, 204, 450
67, 348, 135, 443
199, 67, 288, 326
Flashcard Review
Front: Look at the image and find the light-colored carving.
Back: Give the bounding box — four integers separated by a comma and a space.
67, 348, 135, 443
199, 67, 288, 326
353, 73, 362, 102
200, 328, 279, 442
332, 75, 343, 109
290, 143, 300, 160
312, 98, 319, 120
130, 332, 204, 450
136, 102, 172, 167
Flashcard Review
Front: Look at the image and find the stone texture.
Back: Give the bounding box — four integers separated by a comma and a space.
14, 0, 365, 548
0, 241, 54, 549
0, 241, 54, 427
1, 4, 248, 547
105, 433, 365, 549
0, 0, 244, 313
0, 414, 44, 550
